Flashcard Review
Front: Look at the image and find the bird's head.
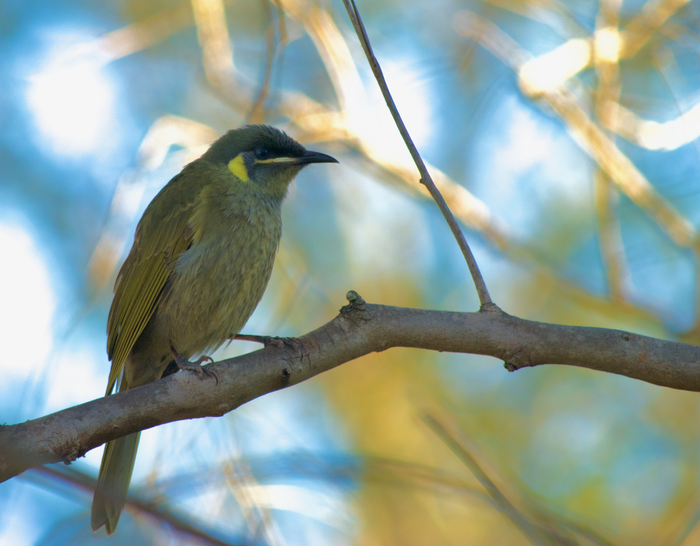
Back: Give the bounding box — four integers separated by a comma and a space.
202, 125, 337, 200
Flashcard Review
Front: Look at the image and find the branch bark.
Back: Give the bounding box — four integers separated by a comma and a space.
2, 292, 699, 483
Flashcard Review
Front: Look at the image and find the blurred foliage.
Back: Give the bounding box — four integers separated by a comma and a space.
2, 0, 700, 544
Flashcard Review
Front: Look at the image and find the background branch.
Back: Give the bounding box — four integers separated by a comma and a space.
3, 292, 700, 484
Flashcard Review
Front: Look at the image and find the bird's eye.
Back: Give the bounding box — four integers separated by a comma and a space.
255, 147, 270, 160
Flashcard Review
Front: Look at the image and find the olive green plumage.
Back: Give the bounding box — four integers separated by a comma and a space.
91, 125, 337, 535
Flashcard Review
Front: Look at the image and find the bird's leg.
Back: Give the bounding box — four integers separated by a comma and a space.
233, 334, 304, 355
170, 345, 218, 384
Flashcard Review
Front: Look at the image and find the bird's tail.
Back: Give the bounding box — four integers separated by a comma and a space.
91, 431, 141, 534
91, 353, 147, 535
91, 344, 172, 534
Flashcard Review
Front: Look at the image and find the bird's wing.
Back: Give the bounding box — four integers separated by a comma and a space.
105, 165, 204, 395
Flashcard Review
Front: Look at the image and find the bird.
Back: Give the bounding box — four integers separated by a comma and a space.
91, 124, 338, 534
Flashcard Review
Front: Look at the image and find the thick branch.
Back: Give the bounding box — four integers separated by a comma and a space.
2, 295, 700, 483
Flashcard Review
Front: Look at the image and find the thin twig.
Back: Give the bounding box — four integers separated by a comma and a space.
246, 0, 277, 124
593, 0, 629, 302
424, 413, 616, 546
423, 414, 576, 546
340, 0, 493, 308
25, 466, 236, 546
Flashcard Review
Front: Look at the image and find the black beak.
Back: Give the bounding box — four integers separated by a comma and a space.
297, 150, 339, 165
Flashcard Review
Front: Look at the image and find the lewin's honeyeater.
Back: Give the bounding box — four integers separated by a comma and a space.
91, 125, 337, 534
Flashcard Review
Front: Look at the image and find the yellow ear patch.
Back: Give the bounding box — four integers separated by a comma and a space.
228, 154, 249, 181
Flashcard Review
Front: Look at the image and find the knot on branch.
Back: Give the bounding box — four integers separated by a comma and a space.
54, 442, 84, 465
502, 347, 532, 372
341, 290, 367, 313
340, 290, 372, 324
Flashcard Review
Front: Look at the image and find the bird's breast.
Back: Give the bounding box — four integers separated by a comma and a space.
156, 203, 283, 357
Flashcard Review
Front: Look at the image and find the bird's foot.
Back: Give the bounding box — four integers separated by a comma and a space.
234, 334, 304, 355
170, 346, 218, 384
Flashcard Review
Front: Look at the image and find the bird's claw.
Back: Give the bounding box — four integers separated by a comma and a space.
267, 336, 303, 356
170, 347, 219, 384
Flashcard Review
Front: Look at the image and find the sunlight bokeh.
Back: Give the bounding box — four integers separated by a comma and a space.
26, 35, 117, 157
0, 222, 55, 382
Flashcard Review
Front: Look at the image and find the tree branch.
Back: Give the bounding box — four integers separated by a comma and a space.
2, 292, 699, 483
